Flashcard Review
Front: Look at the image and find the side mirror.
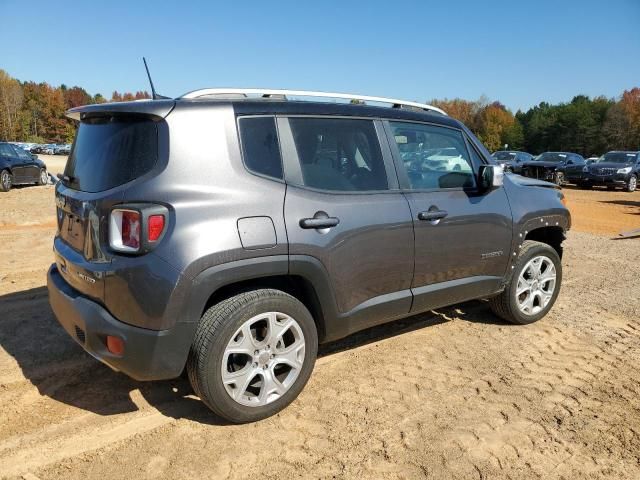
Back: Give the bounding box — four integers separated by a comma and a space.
478, 164, 504, 192
31, 154, 39, 160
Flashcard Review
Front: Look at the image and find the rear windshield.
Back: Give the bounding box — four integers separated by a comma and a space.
64, 116, 158, 192
492, 151, 516, 160
536, 152, 567, 162
598, 152, 636, 164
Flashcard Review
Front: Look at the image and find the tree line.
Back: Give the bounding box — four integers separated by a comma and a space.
431, 89, 640, 155
0, 69, 150, 143
1, 68, 638, 154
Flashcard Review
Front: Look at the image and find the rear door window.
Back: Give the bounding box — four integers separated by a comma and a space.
64, 116, 158, 192
288, 117, 388, 191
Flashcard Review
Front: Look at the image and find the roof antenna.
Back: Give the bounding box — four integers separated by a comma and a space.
143, 57, 169, 99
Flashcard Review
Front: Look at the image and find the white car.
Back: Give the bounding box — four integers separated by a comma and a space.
423, 147, 472, 172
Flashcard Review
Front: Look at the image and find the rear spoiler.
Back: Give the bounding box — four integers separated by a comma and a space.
66, 99, 176, 121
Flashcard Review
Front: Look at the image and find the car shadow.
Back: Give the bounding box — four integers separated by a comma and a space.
599, 199, 640, 213
0, 286, 505, 425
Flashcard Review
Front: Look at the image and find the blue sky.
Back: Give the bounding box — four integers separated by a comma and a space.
1, 0, 638, 111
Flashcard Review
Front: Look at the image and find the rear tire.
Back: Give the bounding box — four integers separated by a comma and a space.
187, 289, 318, 423
0, 169, 11, 192
489, 240, 562, 325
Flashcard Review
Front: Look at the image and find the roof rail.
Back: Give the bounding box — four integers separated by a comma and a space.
179, 88, 447, 115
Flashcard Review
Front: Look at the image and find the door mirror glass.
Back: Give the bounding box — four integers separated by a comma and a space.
479, 165, 503, 192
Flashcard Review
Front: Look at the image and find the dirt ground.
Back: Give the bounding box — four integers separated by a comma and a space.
1, 164, 639, 479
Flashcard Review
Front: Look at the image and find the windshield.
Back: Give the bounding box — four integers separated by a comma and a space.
536, 152, 567, 162
492, 151, 516, 161
597, 152, 636, 164
64, 116, 158, 192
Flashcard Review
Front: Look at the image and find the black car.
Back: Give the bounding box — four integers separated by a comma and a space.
0, 142, 49, 192
491, 151, 534, 174
521, 152, 585, 186
578, 151, 640, 192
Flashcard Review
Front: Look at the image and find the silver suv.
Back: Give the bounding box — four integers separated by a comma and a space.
48, 89, 570, 423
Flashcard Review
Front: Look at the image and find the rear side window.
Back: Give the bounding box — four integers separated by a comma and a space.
289, 117, 388, 191
65, 116, 158, 192
238, 117, 283, 180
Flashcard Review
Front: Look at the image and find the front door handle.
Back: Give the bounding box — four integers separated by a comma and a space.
299, 212, 340, 229
417, 210, 448, 221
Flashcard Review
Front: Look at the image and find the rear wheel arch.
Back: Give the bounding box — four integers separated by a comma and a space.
199, 274, 327, 342
186, 255, 338, 343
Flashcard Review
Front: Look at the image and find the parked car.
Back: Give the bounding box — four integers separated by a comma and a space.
421, 146, 473, 172
48, 89, 570, 423
578, 151, 640, 192
54, 144, 71, 155
30, 144, 45, 154
0, 142, 49, 191
521, 152, 585, 186
491, 151, 534, 174
41, 144, 57, 155
585, 156, 599, 165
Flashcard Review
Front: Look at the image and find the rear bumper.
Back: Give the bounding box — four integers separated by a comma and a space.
47, 264, 196, 380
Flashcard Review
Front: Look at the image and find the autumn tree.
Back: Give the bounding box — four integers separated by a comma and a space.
429, 98, 480, 130
0, 69, 23, 141
63, 86, 93, 109
475, 102, 519, 152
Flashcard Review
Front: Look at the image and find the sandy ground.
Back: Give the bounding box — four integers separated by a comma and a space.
0, 175, 639, 479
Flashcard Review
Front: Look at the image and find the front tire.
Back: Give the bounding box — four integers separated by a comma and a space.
38, 168, 48, 185
0, 169, 11, 192
489, 240, 562, 325
626, 175, 637, 192
554, 172, 564, 186
187, 289, 318, 423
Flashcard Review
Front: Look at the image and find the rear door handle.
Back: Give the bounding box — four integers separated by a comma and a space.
417, 210, 448, 221
299, 216, 340, 229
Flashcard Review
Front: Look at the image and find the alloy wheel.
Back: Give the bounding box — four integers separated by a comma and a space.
1, 171, 11, 190
221, 311, 305, 407
516, 255, 556, 316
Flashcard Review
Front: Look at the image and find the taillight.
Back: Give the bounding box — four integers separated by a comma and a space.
148, 215, 165, 242
121, 211, 141, 249
109, 205, 168, 254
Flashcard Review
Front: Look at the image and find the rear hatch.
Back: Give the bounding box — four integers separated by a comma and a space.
54, 101, 173, 299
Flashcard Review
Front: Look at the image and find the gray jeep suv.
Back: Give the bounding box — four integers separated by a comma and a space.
47, 90, 570, 423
